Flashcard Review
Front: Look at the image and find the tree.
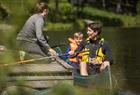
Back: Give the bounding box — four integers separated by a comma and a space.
102, 0, 106, 9
55, 0, 60, 13
70, 0, 87, 17
116, 0, 122, 13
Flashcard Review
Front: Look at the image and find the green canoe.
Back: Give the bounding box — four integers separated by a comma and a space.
74, 66, 113, 90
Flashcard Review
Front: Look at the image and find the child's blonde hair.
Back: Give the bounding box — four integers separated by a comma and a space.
74, 32, 83, 39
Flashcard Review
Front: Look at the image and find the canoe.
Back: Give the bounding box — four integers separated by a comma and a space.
74, 66, 112, 90
55, 47, 113, 89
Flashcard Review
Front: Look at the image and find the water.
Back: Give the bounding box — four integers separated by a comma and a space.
104, 27, 140, 95
47, 27, 140, 95
0, 27, 140, 95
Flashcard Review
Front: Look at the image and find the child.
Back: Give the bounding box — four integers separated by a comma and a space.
66, 32, 84, 75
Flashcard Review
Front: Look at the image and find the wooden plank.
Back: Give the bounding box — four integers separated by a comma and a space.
7, 80, 74, 89
8, 62, 68, 74
7, 76, 73, 81
55, 57, 73, 70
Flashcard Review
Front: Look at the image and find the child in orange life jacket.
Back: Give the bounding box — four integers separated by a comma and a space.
66, 32, 84, 75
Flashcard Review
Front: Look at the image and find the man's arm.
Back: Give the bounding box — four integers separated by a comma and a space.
100, 41, 113, 71
103, 41, 113, 65
35, 18, 56, 56
35, 18, 50, 49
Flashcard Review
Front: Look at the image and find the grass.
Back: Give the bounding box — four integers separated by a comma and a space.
83, 6, 140, 27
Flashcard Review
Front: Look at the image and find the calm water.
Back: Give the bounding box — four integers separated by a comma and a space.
47, 27, 140, 94
0, 27, 140, 95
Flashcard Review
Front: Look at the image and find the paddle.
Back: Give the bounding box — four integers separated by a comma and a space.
0, 53, 69, 67
0, 49, 89, 67
108, 65, 113, 91
17, 49, 89, 64
17, 53, 69, 64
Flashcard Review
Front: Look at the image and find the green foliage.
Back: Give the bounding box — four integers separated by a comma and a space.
73, 19, 85, 30
48, 1, 75, 22
47, 22, 73, 31
1, 86, 39, 95
59, 3, 74, 21
0, 0, 37, 24
48, 83, 76, 95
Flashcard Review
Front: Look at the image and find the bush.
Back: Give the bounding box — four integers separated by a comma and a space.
48, 1, 75, 22
59, 3, 74, 21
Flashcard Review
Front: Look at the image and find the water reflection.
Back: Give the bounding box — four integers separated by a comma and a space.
103, 27, 140, 94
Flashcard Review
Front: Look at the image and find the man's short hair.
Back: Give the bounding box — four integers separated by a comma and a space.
88, 22, 102, 35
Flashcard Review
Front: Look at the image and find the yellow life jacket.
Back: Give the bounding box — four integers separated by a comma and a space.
80, 37, 90, 63
81, 38, 105, 64
80, 48, 90, 63
94, 38, 105, 64
95, 47, 105, 64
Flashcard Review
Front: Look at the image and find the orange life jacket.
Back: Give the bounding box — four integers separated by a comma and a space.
68, 38, 81, 63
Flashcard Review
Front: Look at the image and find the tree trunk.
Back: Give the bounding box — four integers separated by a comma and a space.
116, 0, 122, 13
55, 0, 59, 12
102, 0, 106, 9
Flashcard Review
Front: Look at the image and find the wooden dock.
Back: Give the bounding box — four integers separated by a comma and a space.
5, 58, 73, 89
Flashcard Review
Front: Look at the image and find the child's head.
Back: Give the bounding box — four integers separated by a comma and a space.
73, 32, 83, 45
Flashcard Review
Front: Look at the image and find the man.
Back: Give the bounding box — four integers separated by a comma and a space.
16, 2, 56, 57
69, 21, 113, 76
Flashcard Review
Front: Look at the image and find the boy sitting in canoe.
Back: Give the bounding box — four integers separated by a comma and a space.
65, 32, 85, 75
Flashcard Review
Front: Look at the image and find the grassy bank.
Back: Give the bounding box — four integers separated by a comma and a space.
82, 6, 140, 27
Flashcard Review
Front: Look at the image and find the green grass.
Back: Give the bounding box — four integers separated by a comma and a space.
83, 6, 140, 27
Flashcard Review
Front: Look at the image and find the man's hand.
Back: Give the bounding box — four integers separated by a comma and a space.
48, 48, 57, 56
68, 51, 75, 57
100, 61, 110, 72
